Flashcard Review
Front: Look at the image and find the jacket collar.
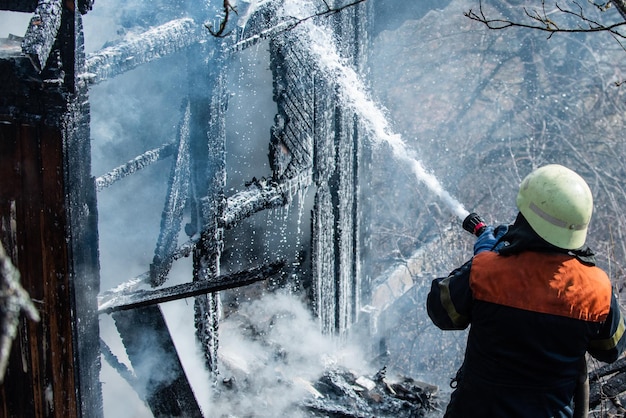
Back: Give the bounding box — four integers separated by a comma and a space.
498, 213, 596, 266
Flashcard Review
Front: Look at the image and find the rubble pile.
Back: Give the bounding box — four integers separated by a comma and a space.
214, 293, 440, 418
301, 366, 439, 418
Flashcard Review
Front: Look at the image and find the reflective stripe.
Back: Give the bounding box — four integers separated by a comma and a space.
439, 275, 468, 327
590, 311, 626, 351
529, 202, 587, 231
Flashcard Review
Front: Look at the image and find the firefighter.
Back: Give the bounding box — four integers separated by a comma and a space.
427, 164, 626, 418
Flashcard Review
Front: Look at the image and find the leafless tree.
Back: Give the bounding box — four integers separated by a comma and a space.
466, 1, 626, 44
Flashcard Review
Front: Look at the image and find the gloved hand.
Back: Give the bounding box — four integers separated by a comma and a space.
474, 225, 508, 255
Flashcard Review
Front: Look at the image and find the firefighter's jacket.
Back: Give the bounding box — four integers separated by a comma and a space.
427, 219, 626, 418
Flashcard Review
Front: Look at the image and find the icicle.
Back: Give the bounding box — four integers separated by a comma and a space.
221, 170, 312, 230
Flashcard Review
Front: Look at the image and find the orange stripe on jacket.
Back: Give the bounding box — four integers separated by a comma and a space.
470, 251, 611, 322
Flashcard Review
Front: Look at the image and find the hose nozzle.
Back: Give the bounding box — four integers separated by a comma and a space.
463, 212, 487, 237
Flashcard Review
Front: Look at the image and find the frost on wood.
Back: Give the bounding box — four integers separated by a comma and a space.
95, 142, 176, 191
269, 35, 315, 180
0, 241, 39, 382
83, 18, 206, 85
21, 0, 63, 73
221, 171, 312, 229
268, 13, 366, 336
149, 102, 192, 287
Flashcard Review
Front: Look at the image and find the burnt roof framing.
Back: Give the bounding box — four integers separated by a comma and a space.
0, 0, 372, 416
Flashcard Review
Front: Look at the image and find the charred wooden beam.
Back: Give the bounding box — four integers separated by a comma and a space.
221, 171, 312, 229
1, 6, 102, 416
99, 260, 284, 314
99, 338, 140, 395
0, 0, 38, 12
112, 305, 203, 418
83, 18, 205, 85
21, 0, 63, 73
590, 357, 626, 382
95, 142, 176, 191
589, 357, 626, 407
190, 42, 228, 375
150, 102, 192, 286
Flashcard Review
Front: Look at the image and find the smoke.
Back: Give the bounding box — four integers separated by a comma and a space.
0, 12, 30, 38
212, 291, 370, 417
1, 1, 489, 416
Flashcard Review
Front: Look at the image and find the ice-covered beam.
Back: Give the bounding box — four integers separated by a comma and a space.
99, 172, 308, 299
83, 18, 206, 85
221, 171, 312, 229
98, 261, 284, 314
227, 21, 293, 53
95, 142, 176, 191
150, 103, 191, 286
21, 0, 63, 73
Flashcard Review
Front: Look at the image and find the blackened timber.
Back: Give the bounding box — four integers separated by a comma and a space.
221, 172, 312, 229
149, 102, 192, 286
189, 31, 227, 373
99, 261, 284, 314
21, 0, 63, 72
83, 18, 205, 85
99, 339, 140, 394
112, 306, 202, 418
59, 10, 103, 417
0, 0, 38, 12
95, 142, 176, 191
590, 357, 626, 382
99, 173, 303, 299
0, 5, 102, 416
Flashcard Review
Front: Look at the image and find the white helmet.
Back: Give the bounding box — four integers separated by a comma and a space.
516, 164, 593, 250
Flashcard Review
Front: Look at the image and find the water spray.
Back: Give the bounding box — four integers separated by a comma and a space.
299, 20, 471, 225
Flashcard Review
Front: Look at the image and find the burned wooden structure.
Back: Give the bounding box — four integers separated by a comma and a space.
0, 1, 101, 417
0, 0, 372, 416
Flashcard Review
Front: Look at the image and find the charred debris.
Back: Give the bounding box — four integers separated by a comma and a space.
3, 0, 626, 417
0, 0, 416, 416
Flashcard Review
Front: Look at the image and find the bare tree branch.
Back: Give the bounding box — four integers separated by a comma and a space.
206, 0, 367, 38
465, 0, 626, 39
206, 0, 238, 38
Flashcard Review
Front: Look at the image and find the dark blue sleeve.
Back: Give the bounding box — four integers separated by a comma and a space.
473, 224, 509, 255
589, 293, 626, 363
426, 260, 474, 330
